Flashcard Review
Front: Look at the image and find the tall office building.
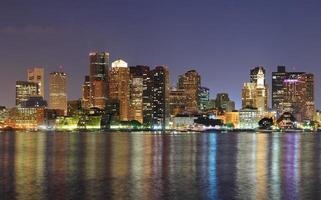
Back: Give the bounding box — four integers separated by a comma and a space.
272, 66, 287, 113
129, 65, 151, 124
242, 66, 268, 115
27, 67, 45, 98
272, 66, 315, 121
82, 75, 90, 109
49, 72, 67, 115
16, 81, 39, 106
109, 59, 130, 121
178, 70, 201, 113
89, 52, 109, 109
151, 66, 170, 129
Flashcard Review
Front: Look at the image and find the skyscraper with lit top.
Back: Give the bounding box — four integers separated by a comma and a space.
109, 59, 130, 121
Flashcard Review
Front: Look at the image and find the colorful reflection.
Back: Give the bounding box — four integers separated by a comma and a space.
0, 132, 321, 199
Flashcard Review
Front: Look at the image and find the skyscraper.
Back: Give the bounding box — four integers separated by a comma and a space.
178, 70, 201, 113
49, 72, 67, 115
89, 52, 109, 109
109, 59, 130, 121
169, 88, 187, 116
242, 66, 268, 115
16, 81, 39, 106
215, 93, 235, 112
81, 75, 90, 109
272, 66, 315, 121
272, 66, 287, 113
151, 66, 170, 130
27, 67, 45, 98
129, 65, 151, 124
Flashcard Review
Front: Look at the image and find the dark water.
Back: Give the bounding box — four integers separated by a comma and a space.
1, 131, 321, 200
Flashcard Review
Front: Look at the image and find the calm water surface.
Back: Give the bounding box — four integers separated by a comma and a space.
1, 131, 321, 200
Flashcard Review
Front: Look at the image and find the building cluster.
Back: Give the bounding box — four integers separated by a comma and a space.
0, 52, 319, 131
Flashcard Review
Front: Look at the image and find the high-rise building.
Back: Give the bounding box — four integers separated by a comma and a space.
242, 66, 268, 115
129, 65, 151, 124
272, 66, 315, 121
151, 66, 170, 130
272, 66, 287, 113
89, 52, 109, 109
81, 76, 90, 109
27, 67, 45, 98
198, 87, 210, 111
49, 72, 67, 115
178, 70, 201, 113
109, 59, 130, 121
16, 81, 39, 106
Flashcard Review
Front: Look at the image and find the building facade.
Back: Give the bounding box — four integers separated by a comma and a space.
109, 59, 130, 121
49, 72, 67, 115
89, 52, 109, 109
27, 67, 45, 98
16, 81, 39, 106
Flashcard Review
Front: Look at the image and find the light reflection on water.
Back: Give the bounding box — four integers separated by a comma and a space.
1, 131, 321, 199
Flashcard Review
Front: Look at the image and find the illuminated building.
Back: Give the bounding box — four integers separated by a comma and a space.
198, 87, 210, 111
109, 59, 130, 121
239, 107, 258, 129
169, 88, 187, 116
282, 73, 314, 121
272, 66, 315, 121
89, 52, 109, 109
171, 114, 198, 130
129, 65, 151, 124
178, 70, 201, 113
27, 67, 44, 98
215, 93, 235, 112
272, 66, 287, 114
49, 72, 67, 116
151, 66, 170, 130
224, 111, 240, 128
16, 81, 39, 106
242, 67, 268, 116
81, 75, 90, 109
242, 82, 256, 108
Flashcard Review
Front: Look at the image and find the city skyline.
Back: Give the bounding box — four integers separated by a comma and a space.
1, 0, 321, 108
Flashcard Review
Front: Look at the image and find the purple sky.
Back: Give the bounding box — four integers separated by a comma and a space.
1, 0, 321, 109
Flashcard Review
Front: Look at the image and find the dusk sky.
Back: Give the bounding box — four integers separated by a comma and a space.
1, 0, 321, 109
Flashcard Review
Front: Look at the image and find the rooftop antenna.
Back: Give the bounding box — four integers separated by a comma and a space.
59, 64, 63, 72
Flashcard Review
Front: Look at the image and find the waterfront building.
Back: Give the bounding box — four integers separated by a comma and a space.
198, 87, 210, 111
27, 67, 45, 98
170, 114, 198, 130
169, 88, 187, 116
150, 66, 170, 130
16, 81, 39, 106
178, 70, 201, 113
129, 65, 151, 124
239, 107, 258, 129
242, 66, 268, 116
89, 52, 109, 109
109, 59, 130, 121
49, 71, 67, 115
224, 111, 240, 128
272, 66, 315, 121
81, 75, 91, 109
